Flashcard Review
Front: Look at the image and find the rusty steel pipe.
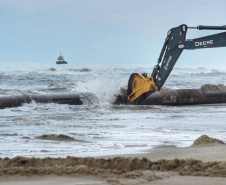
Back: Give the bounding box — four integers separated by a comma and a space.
0, 93, 95, 109
141, 89, 226, 105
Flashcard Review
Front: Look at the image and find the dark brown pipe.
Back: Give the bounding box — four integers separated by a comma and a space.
141, 89, 226, 105
0, 93, 95, 109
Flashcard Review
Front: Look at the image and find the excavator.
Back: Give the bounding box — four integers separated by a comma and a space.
127, 24, 226, 104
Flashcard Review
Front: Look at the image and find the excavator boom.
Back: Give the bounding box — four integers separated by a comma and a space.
128, 24, 226, 103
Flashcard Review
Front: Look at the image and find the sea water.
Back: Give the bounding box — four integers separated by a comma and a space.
0, 62, 226, 158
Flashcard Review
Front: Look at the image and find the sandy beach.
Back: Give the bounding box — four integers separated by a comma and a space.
1, 135, 226, 185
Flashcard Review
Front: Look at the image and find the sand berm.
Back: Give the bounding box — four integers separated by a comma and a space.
1, 135, 226, 185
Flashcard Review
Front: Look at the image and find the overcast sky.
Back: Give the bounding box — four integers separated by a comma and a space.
1, 0, 226, 67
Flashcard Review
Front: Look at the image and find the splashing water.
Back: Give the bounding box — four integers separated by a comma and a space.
1, 62, 226, 158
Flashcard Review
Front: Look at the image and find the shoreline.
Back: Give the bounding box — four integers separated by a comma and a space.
105, 143, 226, 162
1, 135, 226, 185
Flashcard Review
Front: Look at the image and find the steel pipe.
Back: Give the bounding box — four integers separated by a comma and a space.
0, 93, 95, 109
141, 89, 226, 105
2, 89, 226, 109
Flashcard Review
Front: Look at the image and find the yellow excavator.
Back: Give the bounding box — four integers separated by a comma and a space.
127, 24, 226, 104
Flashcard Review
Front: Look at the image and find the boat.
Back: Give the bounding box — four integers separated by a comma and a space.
56, 52, 67, 64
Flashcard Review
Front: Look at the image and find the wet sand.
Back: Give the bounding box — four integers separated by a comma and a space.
1, 135, 226, 185
2, 173, 226, 185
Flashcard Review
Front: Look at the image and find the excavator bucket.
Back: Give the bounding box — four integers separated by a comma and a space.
127, 73, 157, 103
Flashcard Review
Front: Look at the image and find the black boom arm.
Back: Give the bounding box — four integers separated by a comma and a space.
151, 24, 226, 90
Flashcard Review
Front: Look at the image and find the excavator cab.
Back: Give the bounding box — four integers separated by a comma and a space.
127, 24, 226, 103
